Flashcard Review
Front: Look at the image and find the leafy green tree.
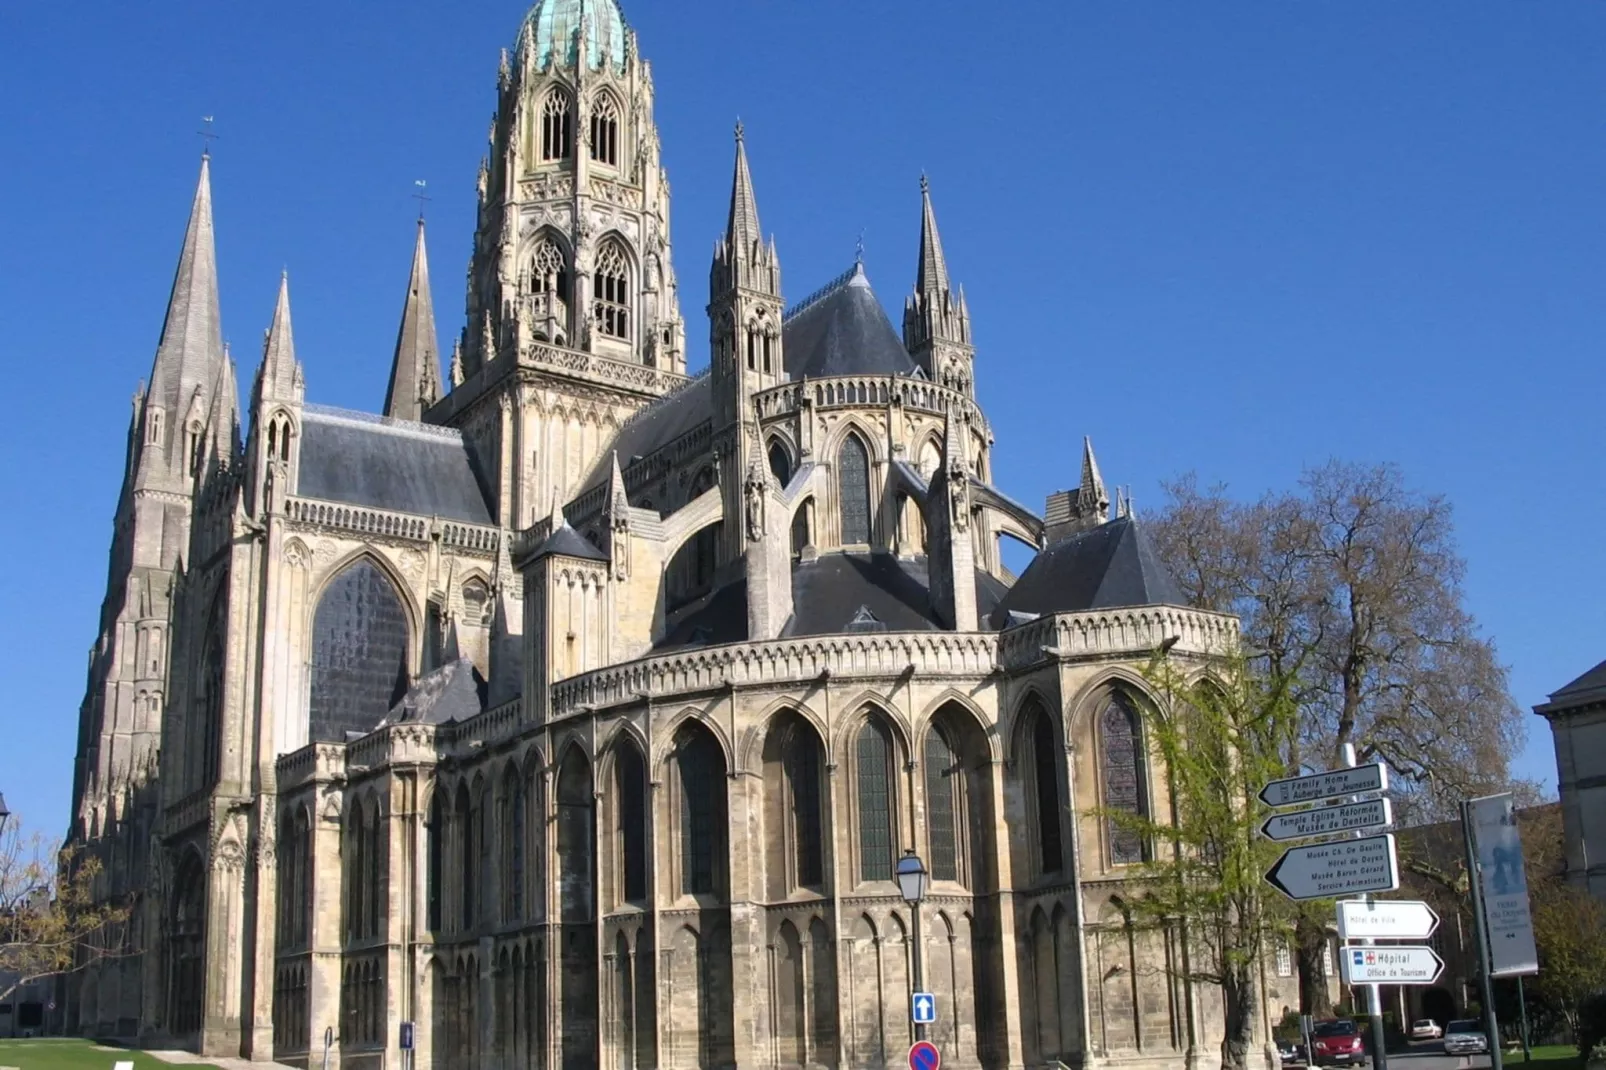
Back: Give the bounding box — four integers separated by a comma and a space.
1107, 653, 1298, 1070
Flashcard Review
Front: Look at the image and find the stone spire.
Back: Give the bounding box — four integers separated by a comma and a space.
256, 272, 301, 403
384, 219, 442, 421
1080, 436, 1109, 517
726, 122, 762, 259
915, 174, 950, 297
203, 344, 240, 467
1042, 435, 1111, 544
147, 153, 224, 416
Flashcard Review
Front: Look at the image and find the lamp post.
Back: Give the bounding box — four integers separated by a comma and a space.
896, 850, 929, 1042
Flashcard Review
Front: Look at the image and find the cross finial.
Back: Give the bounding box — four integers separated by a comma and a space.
412, 179, 431, 221
734, 118, 744, 143
855, 230, 865, 265
920, 173, 930, 195
197, 115, 219, 158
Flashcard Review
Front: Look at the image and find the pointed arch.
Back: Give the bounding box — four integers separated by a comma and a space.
1097, 689, 1149, 866
766, 435, 795, 486
1014, 695, 1067, 878
610, 733, 649, 904
837, 430, 873, 546
592, 235, 633, 342
554, 744, 594, 922
426, 786, 444, 933
503, 760, 528, 921
774, 919, 807, 1064
760, 709, 827, 895
672, 720, 727, 896
308, 552, 412, 743
852, 711, 897, 884
540, 85, 573, 161
167, 848, 207, 1036
588, 88, 621, 167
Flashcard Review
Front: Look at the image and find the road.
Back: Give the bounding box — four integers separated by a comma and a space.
1293, 1040, 1505, 1069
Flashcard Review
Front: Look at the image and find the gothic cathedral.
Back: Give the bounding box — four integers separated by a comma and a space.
65, 2, 1267, 1068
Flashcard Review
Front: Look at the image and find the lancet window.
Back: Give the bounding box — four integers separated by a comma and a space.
925, 726, 960, 882
1020, 699, 1065, 876
529, 237, 570, 301
1101, 692, 1148, 865
678, 727, 724, 896
541, 89, 572, 161
308, 558, 409, 742
837, 433, 872, 546
855, 718, 895, 883
589, 93, 620, 166
592, 241, 631, 340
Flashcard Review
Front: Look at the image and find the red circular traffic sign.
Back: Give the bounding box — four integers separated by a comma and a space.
910, 1041, 941, 1070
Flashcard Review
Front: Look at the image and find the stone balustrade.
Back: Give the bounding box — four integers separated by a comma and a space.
519, 339, 687, 397
997, 604, 1239, 668
284, 497, 501, 555
753, 375, 983, 428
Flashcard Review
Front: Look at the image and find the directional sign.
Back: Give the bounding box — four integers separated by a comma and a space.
1335, 899, 1439, 941
399, 1021, 415, 1051
1265, 833, 1398, 901
1261, 798, 1392, 842
912, 992, 937, 1025
1259, 764, 1388, 809
1341, 945, 1444, 985
909, 1041, 941, 1070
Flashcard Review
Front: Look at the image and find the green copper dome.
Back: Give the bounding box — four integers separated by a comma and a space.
517, 0, 629, 72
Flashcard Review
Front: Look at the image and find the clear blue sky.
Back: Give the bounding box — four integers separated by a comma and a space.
2, 2, 1601, 837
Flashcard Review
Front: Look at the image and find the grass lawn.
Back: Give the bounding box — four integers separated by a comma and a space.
0, 1038, 223, 1070
1504, 1044, 1585, 1067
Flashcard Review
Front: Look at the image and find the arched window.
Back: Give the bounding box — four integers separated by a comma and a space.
309, 558, 410, 742
592, 242, 631, 340
457, 785, 475, 931
529, 236, 570, 302
677, 726, 725, 896
589, 93, 619, 166
146, 408, 164, 447
197, 621, 224, 790
784, 726, 824, 887
616, 743, 648, 903
426, 792, 443, 932
366, 802, 383, 939
925, 726, 960, 882
541, 89, 572, 161
767, 440, 792, 487
345, 806, 364, 940
508, 773, 526, 921
555, 749, 594, 922
462, 577, 492, 626
1101, 692, 1148, 865
168, 852, 206, 1036
837, 433, 872, 546
855, 719, 895, 883
1022, 701, 1065, 875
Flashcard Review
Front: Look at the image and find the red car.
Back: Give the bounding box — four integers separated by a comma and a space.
1310, 1019, 1370, 1067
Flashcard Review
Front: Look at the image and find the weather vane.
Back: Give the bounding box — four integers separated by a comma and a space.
855, 230, 865, 265
412, 179, 431, 221
198, 116, 219, 156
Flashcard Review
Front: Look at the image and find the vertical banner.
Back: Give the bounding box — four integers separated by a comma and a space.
1467, 793, 1539, 976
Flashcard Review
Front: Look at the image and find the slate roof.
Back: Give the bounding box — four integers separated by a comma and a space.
577, 372, 711, 498
531, 522, 609, 562
1549, 658, 1606, 701
382, 657, 486, 727
783, 263, 923, 380
653, 552, 1009, 650
297, 404, 495, 524
989, 515, 1184, 628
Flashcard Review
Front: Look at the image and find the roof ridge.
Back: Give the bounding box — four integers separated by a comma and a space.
784, 262, 862, 323
302, 402, 468, 443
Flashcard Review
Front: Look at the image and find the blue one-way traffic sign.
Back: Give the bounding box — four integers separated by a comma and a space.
912, 992, 936, 1024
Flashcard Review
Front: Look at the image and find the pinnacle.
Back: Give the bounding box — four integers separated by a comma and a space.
915, 175, 950, 297
258, 272, 299, 400
1080, 436, 1108, 506
725, 124, 762, 255
148, 153, 224, 414
385, 218, 441, 421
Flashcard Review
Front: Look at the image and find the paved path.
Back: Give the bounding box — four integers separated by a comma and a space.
143, 1050, 298, 1070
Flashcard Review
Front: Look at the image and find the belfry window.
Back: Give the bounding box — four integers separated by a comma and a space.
541, 90, 572, 161
1101, 692, 1148, 865
592, 242, 630, 340
529, 237, 570, 302
837, 433, 872, 546
855, 718, 895, 883
589, 93, 619, 167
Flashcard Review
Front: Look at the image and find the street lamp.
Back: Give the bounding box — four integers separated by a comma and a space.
897, 851, 929, 1041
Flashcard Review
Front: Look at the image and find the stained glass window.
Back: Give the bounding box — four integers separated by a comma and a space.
679, 730, 723, 895
925, 728, 959, 882
1102, 693, 1147, 865
617, 745, 647, 902
838, 434, 872, 545
856, 720, 894, 882
509, 778, 526, 921
784, 726, 824, 887
1029, 705, 1064, 875
309, 559, 409, 743
426, 794, 442, 932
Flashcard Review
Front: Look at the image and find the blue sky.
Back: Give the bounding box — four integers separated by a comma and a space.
2, 1, 1601, 836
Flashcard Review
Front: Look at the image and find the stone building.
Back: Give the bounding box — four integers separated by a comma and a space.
1535, 661, 1606, 901
64, 1, 1266, 1067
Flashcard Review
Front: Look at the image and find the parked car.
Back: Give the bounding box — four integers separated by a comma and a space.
1443, 1019, 1489, 1055
1277, 1039, 1306, 1065
1409, 1019, 1443, 1040
1310, 1019, 1370, 1067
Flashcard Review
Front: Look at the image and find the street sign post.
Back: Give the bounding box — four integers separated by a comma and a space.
912, 993, 936, 1025
1265, 833, 1398, 901
1340, 946, 1444, 986
1261, 798, 1392, 842
909, 1041, 941, 1070
1259, 764, 1388, 809
1335, 899, 1439, 941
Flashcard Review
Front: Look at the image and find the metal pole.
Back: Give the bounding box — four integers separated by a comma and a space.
1341, 745, 1388, 1070
1517, 977, 1531, 1063
1461, 800, 1504, 1070
911, 900, 926, 1043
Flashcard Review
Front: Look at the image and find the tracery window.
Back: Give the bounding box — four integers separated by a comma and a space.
592, 242, 631, 340
678, 728, 724, 896
837, 433, 872, 546
589, 93, 619, 166
1101, 692, 1148, 865
529, 236, 570, 302
308, 558, 409, 743
855, 719, 894, 883
925, 727, 960, 882
616, 744, 648, 902
541, 89, 572, 161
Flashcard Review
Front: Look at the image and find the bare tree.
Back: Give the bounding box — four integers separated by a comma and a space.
0, 812, 129, 1004
1149, 461, 1529, 1018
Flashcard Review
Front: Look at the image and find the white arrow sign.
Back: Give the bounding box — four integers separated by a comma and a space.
1261, 798, 1392, 842
1259, 764, 1389, 809
1265, 834, 1399, 901
1335, 899, 1439, 940
911, 993, 936, 1025
1340, 945, 1444, 985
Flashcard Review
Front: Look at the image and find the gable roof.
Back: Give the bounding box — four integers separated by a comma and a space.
783, 263, 922, 380
297, 404, 495, 525
1549, 658, 1606, 701
989, 515, 1184, 627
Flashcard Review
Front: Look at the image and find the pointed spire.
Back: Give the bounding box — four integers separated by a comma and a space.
725, 121, 761, 255
148, 154, 224, 413
1080, 436, 1107, 508
385, 219, 442, 421
915, 174, 950, 297
258, 272, 300, 400
608, 450, 628, 510
204, 344, 240, 463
